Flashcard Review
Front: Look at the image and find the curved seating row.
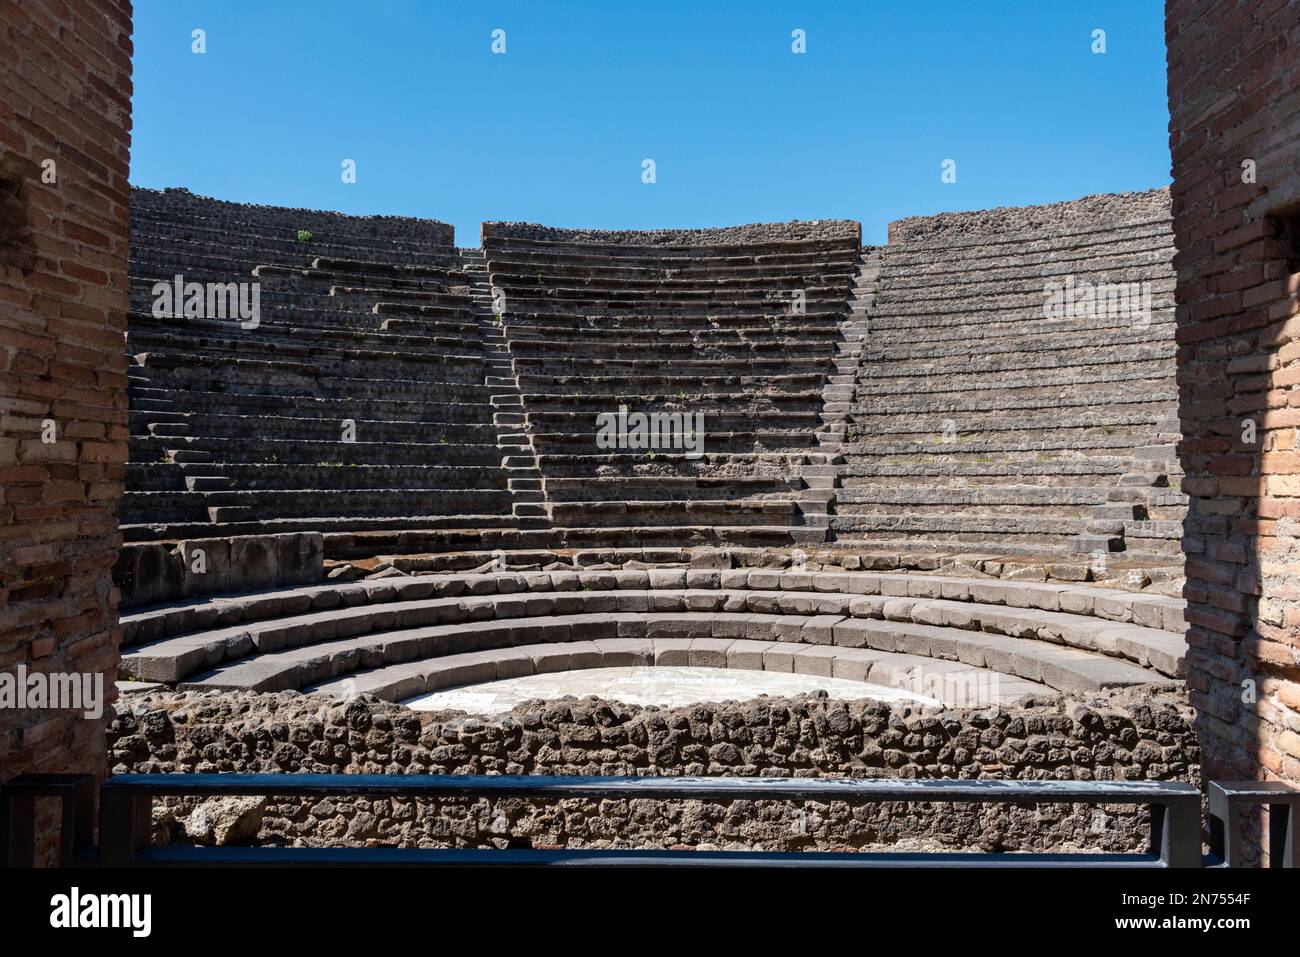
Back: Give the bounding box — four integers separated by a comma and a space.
118, 569, 1186, 711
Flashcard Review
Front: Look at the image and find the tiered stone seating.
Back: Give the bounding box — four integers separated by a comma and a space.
833, 189, 1186, 563
480, 221, 862, 551
116, 190, 1191, 719
124, 188, 518, 549
117, 568, 1184, 706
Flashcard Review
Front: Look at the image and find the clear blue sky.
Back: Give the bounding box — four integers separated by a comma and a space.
130, 1, 1171, 246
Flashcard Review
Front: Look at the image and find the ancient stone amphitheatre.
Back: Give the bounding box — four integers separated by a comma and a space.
99, 183, 1206, 851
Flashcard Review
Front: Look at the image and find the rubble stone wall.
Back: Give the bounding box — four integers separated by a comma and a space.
109, 688, 1199, 854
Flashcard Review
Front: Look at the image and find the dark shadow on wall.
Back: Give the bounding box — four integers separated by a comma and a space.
1164, 0, 1300, 865
0, 154, 38, 272
1175, 209, 1300, 865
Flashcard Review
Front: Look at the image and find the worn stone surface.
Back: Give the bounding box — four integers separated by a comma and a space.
887, 189, 1173, 244
115, 533, 324, 608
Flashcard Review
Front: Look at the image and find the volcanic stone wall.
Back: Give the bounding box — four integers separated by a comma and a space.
1165, 0, 1300, 848
481, 219, 861, 246
887, 189, 1174, 244
109, 687, 1197, 854
0, 0, 133, 862
134, 186, 455, 249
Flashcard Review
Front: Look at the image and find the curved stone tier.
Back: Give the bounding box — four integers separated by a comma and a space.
835, 189, 1185, 562
119, 570, 1185, 712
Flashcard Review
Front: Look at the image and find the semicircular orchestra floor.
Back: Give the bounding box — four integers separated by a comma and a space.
403, 665, 939, 715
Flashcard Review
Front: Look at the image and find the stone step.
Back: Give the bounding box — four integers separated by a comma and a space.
148, 422, 190, 437
128, 462, 510, 491
121, 513, 526, 545
130, 384, 494, 422
131, 413, 500, 444
541, 476, 800, 502
320, 524, 803, 558
119, 568, 1186, 649
169, 449, 214, 463
184, 475, 233, 492
121, 487, 515, 525
130, 434, 504, 468
546, 499, 798, 528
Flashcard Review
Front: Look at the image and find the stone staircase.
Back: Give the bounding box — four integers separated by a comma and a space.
797, 248, 884, 545
462, 247, 551, 528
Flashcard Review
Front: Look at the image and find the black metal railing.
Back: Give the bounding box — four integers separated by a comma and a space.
1207, 780, 1300, 867
3, 772, 1220, 867
0, 773, 95, 867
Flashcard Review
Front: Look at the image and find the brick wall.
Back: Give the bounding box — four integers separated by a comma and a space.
0, 0, 133, 862
1165, 0, 1300, 857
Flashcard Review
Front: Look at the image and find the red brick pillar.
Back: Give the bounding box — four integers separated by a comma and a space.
0, 0, 133, 864
1166, 0, 1300, 859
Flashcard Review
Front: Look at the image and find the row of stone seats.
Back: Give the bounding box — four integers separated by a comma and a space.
124, 189, 520, 547
488, 244, 853, 294
314, 526, 806, 560
128, 242, 465, 287
481, 222, 862, 553
118, 569, 1185, 711
129, 264, 474, 332
834, 189, 1185, 563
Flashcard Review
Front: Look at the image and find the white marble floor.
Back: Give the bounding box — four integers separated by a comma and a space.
403, 666, 938, 715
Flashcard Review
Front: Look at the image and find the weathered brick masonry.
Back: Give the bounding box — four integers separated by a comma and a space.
1165, 0, 1300, 832
0, 0, 133, 860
